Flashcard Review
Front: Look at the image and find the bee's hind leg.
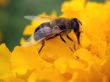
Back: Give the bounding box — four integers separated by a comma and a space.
66, 35, 77, 50
38, 40, 45, 54
60, 35, 73, 52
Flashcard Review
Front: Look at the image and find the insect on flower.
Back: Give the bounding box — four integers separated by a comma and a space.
24, 16, 82, 54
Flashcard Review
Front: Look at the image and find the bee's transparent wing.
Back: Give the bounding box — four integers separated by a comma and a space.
24, 16, 53, 22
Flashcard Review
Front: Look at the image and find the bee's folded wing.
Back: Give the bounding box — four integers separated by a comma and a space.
22, 35, 45, 47
24, 16, 54, 22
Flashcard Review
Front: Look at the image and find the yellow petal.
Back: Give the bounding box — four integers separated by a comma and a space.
74, 48, 101, 66
28, 67, 64, 82
40, 36, 75, 63
101, 56, 110, 79
0, 44, 12, 79
11, 45, 51, 75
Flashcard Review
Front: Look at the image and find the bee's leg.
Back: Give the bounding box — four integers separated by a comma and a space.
66, 35, 73, 41
66, 35, 77, 50
75, 32, 81, 44
60, 35, 66, 43
38, 40, 45, 54
60, 35, 73, 52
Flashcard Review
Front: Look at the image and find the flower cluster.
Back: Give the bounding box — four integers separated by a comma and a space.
0, 0, 110, 82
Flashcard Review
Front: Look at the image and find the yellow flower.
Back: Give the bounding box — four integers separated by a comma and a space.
0, 44, 11, 79
0, 0, 8, 6
1, 0, 110, 82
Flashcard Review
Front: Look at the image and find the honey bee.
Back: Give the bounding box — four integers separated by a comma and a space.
25, 16, 82, 53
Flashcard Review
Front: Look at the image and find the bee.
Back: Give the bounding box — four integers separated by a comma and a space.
24, 16, 82, 53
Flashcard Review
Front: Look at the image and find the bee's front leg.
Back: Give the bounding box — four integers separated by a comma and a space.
38, 40, 45, 54
66, 35, 76, 50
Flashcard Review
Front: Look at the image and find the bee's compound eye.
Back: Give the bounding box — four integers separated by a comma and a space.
71, 18, 80, 32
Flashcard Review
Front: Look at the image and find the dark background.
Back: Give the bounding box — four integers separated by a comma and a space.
0, 0, 104, 51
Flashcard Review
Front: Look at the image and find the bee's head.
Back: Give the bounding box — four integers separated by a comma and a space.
70, 18, 82, 32
70, 18, 82, 44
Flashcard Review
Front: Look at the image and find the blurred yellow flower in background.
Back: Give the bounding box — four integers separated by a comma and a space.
0, 0, 110, 82
0, 0, 8, 6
